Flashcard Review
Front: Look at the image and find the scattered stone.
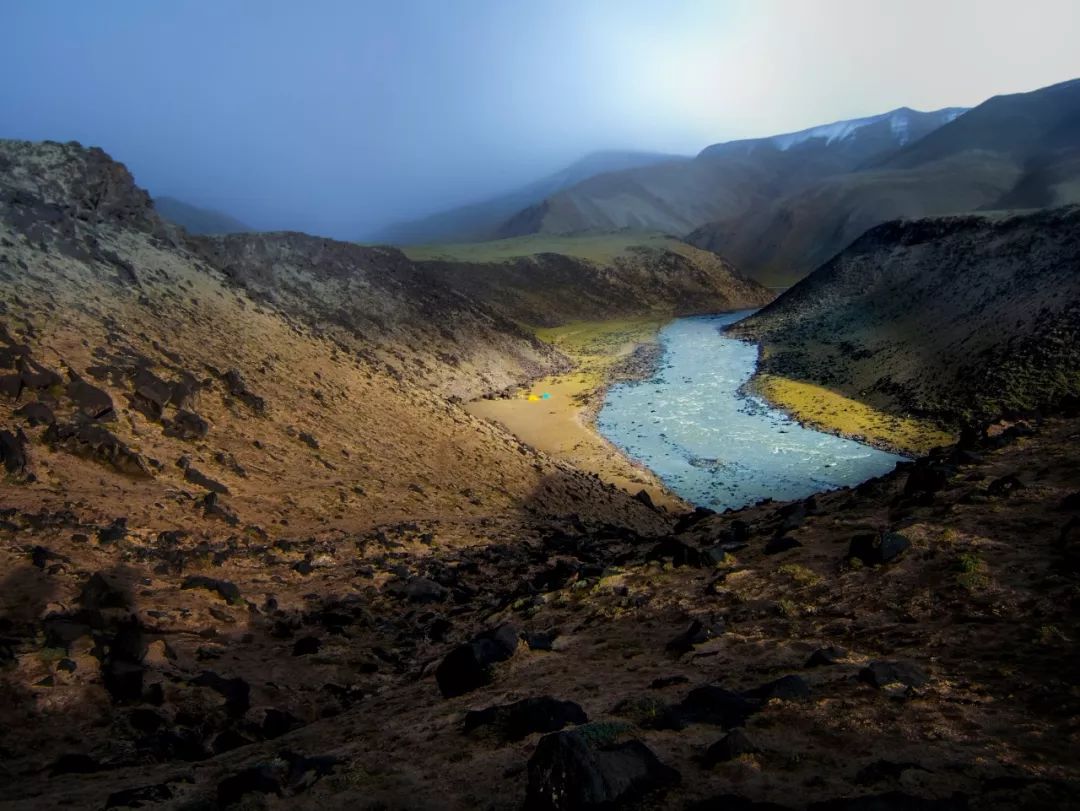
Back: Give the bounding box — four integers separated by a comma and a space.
704, 728, 760, 765
217, 765, 281, 806
464, 697, 588, 742
523, 630, 557, 651
805, 646, 848, 667
764, 536, 803, 555
525, 727, 679, 810
183, 465, 229, 494
98, 517, 128, 544
298, 431, 320, 449
181, 575, 242, 604
163, 409, 209, 439
633, 489, 656, 509
847, 533, 911, 566
262, 707, 304, 738
647, 538, 702, 567
0, 428, 29, 474
856, 760, 930, 785
661, 685, 761, 730
666, 619, 723, 655
45, 420, 152, 477
223, 368, 266, 414
192, 671, 251, 717
66, 377, 115, 419
14, 401, 55, 426
859, 661, 929, 690
50, 753, 103, 775
435, 623, 520, 697
743, 675, 810, 701
649, 675, 690, 690
807, 791, 968, 810
987, 473, 1025, 498
673, 506, 716, 533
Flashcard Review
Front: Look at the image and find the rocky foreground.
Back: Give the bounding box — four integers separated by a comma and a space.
1, 140, 1078, 809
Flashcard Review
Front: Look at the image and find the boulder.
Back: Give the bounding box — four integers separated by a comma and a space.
0, 428, 29, 474
764, 536, 802, 555
703, 728, 760, 765
847, 533, 910, 566
805, 646, 847, 668
163, 409, 209, 439
435, 624, 520, 698
986, 473, 1025, 498
525, 727, 679, 810
66, 377, 115, 419
183, 466, 229, 494
743, 675, 810, 701
464, 696, 588, 742
859, 661, 929, 690
646, 538, 703, 567
666, 619, 723, 655
14, 401, 55, 426
807, 792, 968, 810
181, 575, 242, 604
673, 506, 716, 534
44, 420, 152, 477
663, 685, 761, 730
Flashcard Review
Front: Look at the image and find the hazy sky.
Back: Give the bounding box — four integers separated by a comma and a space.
3, 0, 1080, 238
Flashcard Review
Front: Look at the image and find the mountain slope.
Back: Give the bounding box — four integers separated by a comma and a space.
153, 195, 252, 235
371, 150, 685, 245
690, 78, 1080, 284
496, 107, 965, 250
728, 207, 1080, 424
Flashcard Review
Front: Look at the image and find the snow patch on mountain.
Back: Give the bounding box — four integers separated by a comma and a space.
769, 107, 967, 152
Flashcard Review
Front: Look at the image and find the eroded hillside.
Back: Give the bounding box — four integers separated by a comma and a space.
729, 208, 1080, 428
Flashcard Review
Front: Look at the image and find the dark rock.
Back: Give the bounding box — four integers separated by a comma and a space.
405, 576, 449, 603
464, 696, 588, 742
859, 661, 929, 690
105, 783, 175, 808
856, 760, 929, 785
532, 559, 582, 592
182, 575, 242, 604
633, 489, 656, 509
646, 538, 703, 567
525, 728, 679, 810
666, 619, 722, 655
0, 428, 29, 474
57, 657, 77, 672
222, 368, 266, 414
764, 536, 802, 555
217, 765, 281, 807
212, 729, 254, 754
127, 708, 164, 733
67, 377, 115, 419
102, 622, 147, 703
298, 431, 320, 449
649, 675, 690, 690
51, 752, 102, 775
704, 728, 760, 765
14, 401, 55, 426
262, 707, 304, 739
81, 571, 131, 610
523, 630, 557, 651
731, 519, 751, 543
904, 461, 952, 496
435, 623, 520, 697
202, 491, 239, 525
806, 646, 847, 668
163, 409, 209, 439
663, 685, 761, 730
193, 671, 251, 717
292, 636, 321, 656
1059, 491, 1080, 511
98, 517, 128, 544
848, 533, 911, 566
19, 358, 62, 392
986, 473, 1025, 498
44, 420, 152, 477
183, 466, 229, 494
743, 675, 810, 701
673, 506, 716, 533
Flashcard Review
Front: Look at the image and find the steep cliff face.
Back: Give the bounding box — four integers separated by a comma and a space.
730, 207, 1080, 423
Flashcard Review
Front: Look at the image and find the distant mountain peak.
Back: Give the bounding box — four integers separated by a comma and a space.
767, 106, 968, 152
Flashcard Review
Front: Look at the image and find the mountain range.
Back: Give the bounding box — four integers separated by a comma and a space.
382, 78, 1080, 287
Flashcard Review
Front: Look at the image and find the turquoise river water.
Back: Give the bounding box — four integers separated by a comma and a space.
596, 312, 907, 511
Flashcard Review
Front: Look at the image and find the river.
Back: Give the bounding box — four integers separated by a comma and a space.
596, 312, 907, 511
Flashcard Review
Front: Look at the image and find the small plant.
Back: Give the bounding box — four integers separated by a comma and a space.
941, 527, 958, 542
954, 552, 989, 590
1038, 624, 1070, 645
777, 563, 822, 586
777, 597, 799, 617
577, 721, 633, 747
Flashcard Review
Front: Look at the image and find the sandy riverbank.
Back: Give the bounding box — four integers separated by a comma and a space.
466, 318, 688, 512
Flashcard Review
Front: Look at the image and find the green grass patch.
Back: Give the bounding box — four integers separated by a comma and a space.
400, 232, 680, 264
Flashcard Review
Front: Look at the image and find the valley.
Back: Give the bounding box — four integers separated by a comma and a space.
2, 79, 1079, 811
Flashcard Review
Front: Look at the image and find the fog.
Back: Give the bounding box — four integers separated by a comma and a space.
3, 0, 1080, 239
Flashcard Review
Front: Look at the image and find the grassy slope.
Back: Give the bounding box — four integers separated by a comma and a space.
400, 231, 681, 263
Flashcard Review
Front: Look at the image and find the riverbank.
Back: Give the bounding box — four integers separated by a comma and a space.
742, 342, 954, 456
466, 317, 688, 512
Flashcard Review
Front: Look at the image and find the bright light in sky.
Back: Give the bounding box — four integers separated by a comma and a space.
2, 0, 1079, 237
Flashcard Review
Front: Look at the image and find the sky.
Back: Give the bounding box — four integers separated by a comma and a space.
3, 0, 1080, 238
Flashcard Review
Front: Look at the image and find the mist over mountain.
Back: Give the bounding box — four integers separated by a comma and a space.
153, 196, 252, 235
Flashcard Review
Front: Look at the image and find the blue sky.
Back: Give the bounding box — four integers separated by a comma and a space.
3, 0, 1079, 238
